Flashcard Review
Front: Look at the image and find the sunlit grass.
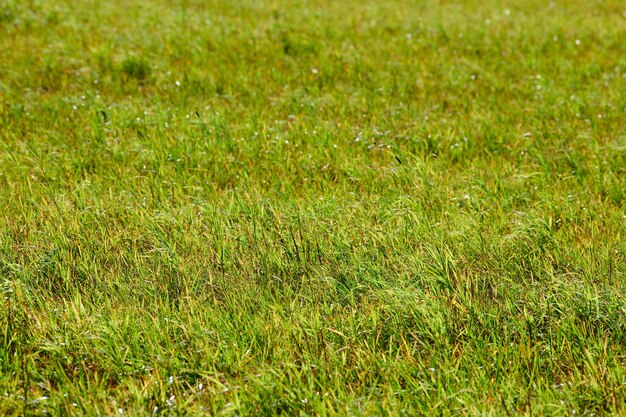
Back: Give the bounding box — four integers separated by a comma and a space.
1, 0, 625, 415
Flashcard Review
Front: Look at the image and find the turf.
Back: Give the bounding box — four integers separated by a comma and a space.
1, 0, 625, 415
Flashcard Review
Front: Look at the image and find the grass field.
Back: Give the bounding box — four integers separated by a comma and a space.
1, 0, 626, 415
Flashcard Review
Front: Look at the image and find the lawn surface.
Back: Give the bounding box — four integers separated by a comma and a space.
1, 0, 626, 415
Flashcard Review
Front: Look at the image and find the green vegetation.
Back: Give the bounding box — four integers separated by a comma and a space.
1, 0, 625, 415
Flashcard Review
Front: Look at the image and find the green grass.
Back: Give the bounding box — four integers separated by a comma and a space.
1, 0, 625, 415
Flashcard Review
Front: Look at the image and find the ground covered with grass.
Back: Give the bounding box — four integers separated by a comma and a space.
1, 0, 625, 415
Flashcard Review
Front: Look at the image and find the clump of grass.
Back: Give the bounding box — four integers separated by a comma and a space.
120, 55, 151, 81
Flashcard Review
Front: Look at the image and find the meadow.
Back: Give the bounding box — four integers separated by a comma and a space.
1, 0, 625, 415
